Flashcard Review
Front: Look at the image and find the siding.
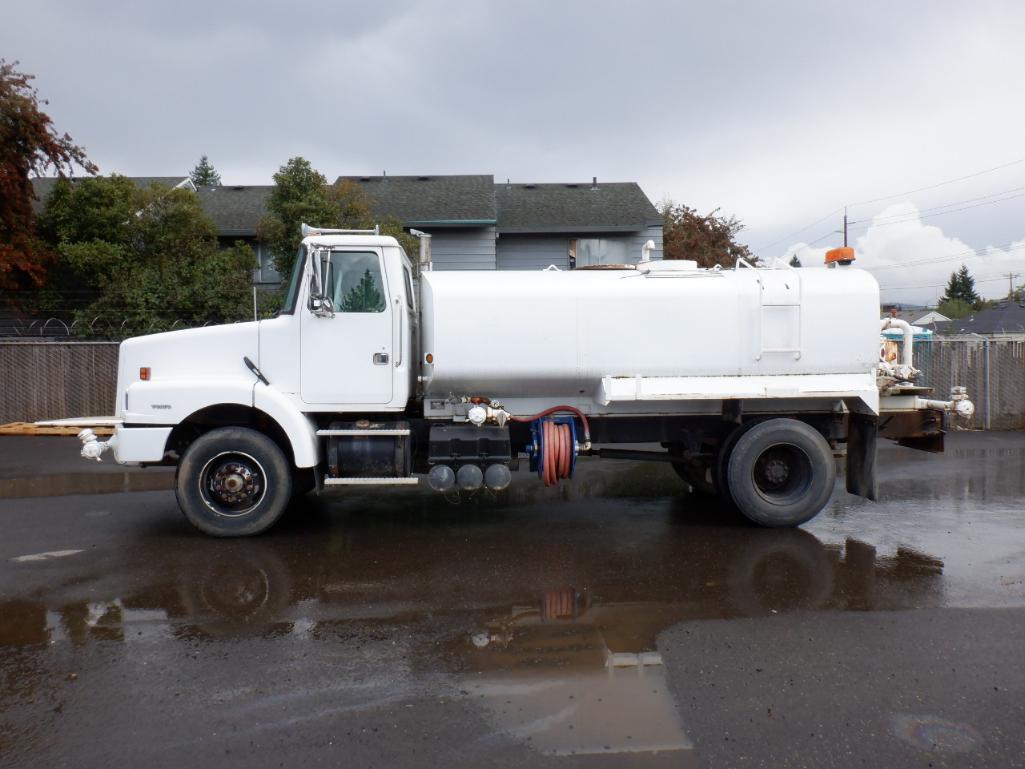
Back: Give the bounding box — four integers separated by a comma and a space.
497, 236, 572, 270
496, 226, 664, 271
429, 227, 496, 271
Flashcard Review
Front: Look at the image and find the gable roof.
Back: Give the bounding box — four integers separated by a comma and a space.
336, 174, 496, 227
944, 301, 1025, 334
495, 181, 661, 234
30, 176, 194, 214
195, 185, 273, 237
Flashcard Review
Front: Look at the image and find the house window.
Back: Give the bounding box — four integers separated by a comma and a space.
573, 238, 628, 268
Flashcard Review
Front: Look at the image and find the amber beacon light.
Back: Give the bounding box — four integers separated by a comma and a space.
824, 246, 855, 266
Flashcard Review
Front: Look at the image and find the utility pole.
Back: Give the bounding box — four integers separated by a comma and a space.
1008, 272, 1021, 298
843, 207, 848, 247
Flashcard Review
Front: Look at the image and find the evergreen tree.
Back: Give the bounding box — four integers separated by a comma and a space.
190, 155, 221, 186
941, 264, 980, 305
789, 254, 802, 267
341, 269, 384, 312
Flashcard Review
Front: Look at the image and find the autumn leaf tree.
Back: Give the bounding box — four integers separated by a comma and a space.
659, 198, 754, 268
0, 59, 96, 294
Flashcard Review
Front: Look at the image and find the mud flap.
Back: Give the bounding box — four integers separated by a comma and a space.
846, 412, 878, 501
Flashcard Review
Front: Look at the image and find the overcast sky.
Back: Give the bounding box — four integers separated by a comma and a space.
5, 0, 1025, 305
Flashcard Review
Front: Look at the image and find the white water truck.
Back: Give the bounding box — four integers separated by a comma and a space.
64, 226, 973, 536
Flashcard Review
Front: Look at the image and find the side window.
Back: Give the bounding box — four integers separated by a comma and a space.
402, 266, 415, 312
325, 251, 386, 313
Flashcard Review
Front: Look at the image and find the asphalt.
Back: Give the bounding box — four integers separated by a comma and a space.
0, 431, 1024, 768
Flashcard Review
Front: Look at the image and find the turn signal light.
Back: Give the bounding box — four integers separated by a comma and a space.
425, 353, 434, 364
139, 367, 151, 380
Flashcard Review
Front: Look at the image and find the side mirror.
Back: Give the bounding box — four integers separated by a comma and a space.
308, 248, 334, 317
311, 295, 335, 318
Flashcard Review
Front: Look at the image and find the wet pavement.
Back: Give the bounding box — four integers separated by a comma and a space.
1, 432, 1024, 768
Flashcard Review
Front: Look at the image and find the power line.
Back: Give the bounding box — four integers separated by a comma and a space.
864, 241, 1025, 271
848, 184, 1025, 225
752, 207, 844, 255
847, 155, 1025, 208
755, 154, 1025, 256
879, 274, 1011, 291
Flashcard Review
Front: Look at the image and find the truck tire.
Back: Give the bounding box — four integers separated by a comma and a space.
175, 427, 293, 537
725, 418, 835, 528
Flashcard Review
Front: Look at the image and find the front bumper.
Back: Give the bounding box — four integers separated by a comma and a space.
80, 424, 172, 465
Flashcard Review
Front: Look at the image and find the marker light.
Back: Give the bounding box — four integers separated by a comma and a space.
139, 367, 151, 380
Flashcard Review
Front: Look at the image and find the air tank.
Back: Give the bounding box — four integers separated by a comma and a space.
419, 261, 880, 402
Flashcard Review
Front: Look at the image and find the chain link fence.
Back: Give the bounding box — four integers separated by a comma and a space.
2, 334, 1024, 428
915, 334, 1025, 430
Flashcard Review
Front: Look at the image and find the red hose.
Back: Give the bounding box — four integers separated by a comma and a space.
508, 405, 592, 446
540, 420, 573, 487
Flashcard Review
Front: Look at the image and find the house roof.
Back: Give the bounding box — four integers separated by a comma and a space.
31, 174, 664, 239
891, 309, 951, 325
495, 181, 661, 234
336, 175, 497, 227
30, 176, 194, 214
944, 301, 1025, 334
196, 185, 273, 237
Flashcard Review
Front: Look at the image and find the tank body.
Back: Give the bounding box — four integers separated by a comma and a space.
419, 264, 880, 401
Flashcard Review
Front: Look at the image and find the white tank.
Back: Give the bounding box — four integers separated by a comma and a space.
419, 262, 880, 403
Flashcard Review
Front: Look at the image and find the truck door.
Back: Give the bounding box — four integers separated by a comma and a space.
300, 248, 394, 405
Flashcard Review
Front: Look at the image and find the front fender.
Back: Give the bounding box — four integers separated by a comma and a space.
254, 384, 319, 468
126, 378, 319, 469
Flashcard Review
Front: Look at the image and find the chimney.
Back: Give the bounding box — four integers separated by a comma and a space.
591, 176, 598, 190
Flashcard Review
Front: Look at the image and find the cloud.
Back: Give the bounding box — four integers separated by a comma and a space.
785, 202, 1025, 305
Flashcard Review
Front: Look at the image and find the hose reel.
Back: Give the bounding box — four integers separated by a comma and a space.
528, 416, 579, 486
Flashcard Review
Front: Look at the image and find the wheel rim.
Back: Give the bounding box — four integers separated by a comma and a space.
750, 443, 813, 506
199, 451, 267, 517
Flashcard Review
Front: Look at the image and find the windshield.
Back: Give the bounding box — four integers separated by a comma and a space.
279, 245, 305, 315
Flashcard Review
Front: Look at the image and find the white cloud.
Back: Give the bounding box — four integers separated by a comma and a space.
785, 202, 1025, 306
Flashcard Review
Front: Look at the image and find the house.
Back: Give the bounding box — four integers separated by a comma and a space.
340, 174, 663, 272
942, 300, 1025, 334
884, 306, 952, 327
32, 173, 664, 284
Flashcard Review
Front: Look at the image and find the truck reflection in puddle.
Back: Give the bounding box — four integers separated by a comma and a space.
453, 533, 942, 759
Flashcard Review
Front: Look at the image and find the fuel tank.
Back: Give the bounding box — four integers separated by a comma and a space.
419, 261, 880, 401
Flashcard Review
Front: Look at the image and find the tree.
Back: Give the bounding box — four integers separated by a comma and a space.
941, 265, 980, 306
190, 155, 221, 186
789, 254, 802, 267
0, 59, 96, 293
936, 298, 974, 320
659, 198, 754, 268
37, 177, 255, 329
341, 269, 384, 312
258, 159, 420, 277
257, 157, 338, 276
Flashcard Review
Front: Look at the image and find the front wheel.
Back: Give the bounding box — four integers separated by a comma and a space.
175, 427, 293, 537
726, 419, 835, 528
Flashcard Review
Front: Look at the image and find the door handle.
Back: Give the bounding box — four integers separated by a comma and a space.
373, 353, 389, 365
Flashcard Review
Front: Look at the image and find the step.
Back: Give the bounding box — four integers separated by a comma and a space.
317, 429, 411, 437
323, 477, 420, 486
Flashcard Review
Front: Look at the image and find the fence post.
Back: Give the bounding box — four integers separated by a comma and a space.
984, 338, 991, 431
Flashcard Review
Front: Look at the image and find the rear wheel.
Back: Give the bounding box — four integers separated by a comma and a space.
725, 418, 835, 528
175, 427, 292, 537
